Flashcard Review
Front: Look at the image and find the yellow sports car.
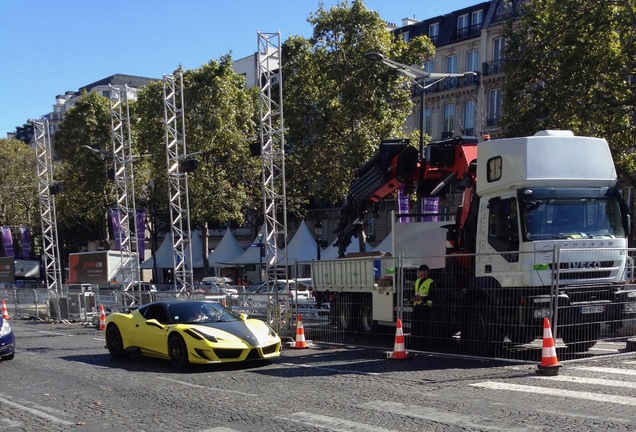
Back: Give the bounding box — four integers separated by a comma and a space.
104, 300, 281, 367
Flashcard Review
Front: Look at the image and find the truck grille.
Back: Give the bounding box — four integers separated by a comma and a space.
560, 285, 614, 302
549, 260, 614, 280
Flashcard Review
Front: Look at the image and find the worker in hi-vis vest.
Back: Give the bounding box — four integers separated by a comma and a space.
410, 264, 436, 349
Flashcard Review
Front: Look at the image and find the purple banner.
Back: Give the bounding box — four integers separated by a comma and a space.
1, 227, 14, 257
20, 227, 30, 258
398, 186, 409, 223
136, 210, 145, 263
110, 209, 122, 250
422, 197, 439, 222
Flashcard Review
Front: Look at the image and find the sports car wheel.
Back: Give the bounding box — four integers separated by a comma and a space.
105, 324, 129, 358
168, 334, 189, 368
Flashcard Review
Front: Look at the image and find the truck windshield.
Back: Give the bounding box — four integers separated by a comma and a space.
521, 190, 625, 241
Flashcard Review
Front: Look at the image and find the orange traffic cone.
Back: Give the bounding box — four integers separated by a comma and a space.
1, 300, 9, 320
537, 317, 561, 376
294, 314, 308, 349
98, 304, 106, 330
390, 318, 407, 359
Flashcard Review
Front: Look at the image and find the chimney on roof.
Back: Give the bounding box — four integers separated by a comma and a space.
402, 16, 418, 27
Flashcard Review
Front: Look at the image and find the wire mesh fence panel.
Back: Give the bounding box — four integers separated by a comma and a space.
302, 247, 636, 360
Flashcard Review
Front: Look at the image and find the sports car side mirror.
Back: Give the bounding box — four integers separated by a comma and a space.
239, 313, 248, 321
146, 319, 165, 329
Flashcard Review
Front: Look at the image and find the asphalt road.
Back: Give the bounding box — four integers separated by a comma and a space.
2, 319, 636, 431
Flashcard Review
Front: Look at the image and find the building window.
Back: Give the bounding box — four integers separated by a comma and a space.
467, 50, 479, 72
429, 22, 439, 41
423, 59, 434, 73
472, 10, 483, 28
463, 100, 475, 133
457, 14, 469, 38
488, 88, 502, 125
102, 90, 110, 98
494, 37, 506, 61
446, 55, 458, 74
443, 104, 455, 135
402, 31, 410, 43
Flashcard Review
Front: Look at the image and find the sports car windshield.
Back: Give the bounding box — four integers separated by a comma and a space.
168, 302, 239, 324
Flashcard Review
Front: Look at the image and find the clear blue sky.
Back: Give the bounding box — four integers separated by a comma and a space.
0, 0, 481, 136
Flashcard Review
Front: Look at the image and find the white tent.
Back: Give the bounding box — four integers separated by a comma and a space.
208, 228, 244, 268
280, 220, 318, 264
320, 237, 373, 260
140, 231, 205, 269
226, 228, 283, 266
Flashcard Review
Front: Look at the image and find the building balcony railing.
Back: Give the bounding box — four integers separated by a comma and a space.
456, 23, 482, 40
420, 74, 479, 96
482, 59, 505, 76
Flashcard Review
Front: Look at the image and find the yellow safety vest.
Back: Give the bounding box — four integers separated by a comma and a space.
413, 278, 433, 306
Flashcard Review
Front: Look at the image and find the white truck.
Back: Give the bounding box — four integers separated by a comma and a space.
311, 131, 636, 352
68, 250, 139, 288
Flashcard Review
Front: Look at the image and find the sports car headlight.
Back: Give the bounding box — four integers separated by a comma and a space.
185, 328, 218, 343
0, 320, 12, 337
266, 324, 277, 338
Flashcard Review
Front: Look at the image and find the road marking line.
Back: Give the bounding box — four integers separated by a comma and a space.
574, 366, 636, 376
278, 412, 395, 432
200, 428, 242, 432
37, 330, 73, 337
622, 361, 636, 365
361, 400, 533, 431
155, 377, 257, 396
535, 375, 636, 389
471, 381, 636, 406
0, 394, 74, 426
279, 362, 380, 375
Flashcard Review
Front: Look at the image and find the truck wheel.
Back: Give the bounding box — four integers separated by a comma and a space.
335, 294, 357, 331
461, 300, 501, 355
509, 327, 536, 345
561, 323, 600, 352
359, 299, 376, 333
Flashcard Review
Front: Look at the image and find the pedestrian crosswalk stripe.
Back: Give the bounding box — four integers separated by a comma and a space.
361, 401, 524, 431
534, 375, 636, 389
573, 366, 636, 376
471, 381, 636, 406
278, 412, 395, 432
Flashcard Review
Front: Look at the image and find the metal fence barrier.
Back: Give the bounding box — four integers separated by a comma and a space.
3, 247, 636, 361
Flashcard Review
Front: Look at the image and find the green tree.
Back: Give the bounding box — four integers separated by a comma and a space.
53, 91, 135, 253
134, 56, 261, 274
0, 138, 38, 253
282, 0, 435, 211
502, 0, 636, 177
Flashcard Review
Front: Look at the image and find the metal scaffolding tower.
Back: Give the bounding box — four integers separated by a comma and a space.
257, 32, 289, 285
162, 69, 194, 292
109, 85, 140, 302
34, 119, 63, 295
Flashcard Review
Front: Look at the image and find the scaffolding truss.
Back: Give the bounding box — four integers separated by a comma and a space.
34, 119, 63, 293
162, 69, 194, 292
257, 32, 289, 287
109, 85, 140, 303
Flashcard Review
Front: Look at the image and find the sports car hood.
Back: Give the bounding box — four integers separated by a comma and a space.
194, 320, 270, 346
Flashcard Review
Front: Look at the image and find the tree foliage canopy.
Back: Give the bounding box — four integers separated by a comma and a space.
502, 0, 636, 178
0, 138, 38, 230
282, 0, 435, 210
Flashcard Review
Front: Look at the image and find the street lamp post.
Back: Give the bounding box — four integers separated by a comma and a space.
257, 232, 264, 281
315, 222, 323, 261
364, 52, 477, 158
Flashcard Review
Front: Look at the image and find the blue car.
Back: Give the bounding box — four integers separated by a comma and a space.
0, 316, 14, 361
